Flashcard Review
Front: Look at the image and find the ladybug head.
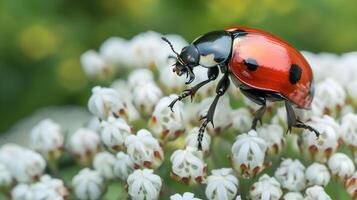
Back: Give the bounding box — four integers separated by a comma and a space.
162, 37, 199, 84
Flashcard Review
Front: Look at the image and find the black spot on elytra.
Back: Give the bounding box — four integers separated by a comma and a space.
232, 29, 248, 38
289, 64, 302, 84
244, 58, 258, 71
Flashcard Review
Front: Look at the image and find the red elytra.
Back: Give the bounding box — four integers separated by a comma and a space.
226, 26, 314, 109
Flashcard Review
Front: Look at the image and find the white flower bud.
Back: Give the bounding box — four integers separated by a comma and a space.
327, 153, 355, 180
31, 175, 69, 200
345, 171, 357, 199
347, 80, 357, 107
125, 129, 164, 169
72, 168, 104, 200
0, 163, 12, 189
231, 130, 267, 178
231, 107, 252, 134
30, 119, 64, 160
127, 169, 162, 200
70, 128, 100, 165
80, 50, 111, 78
304, 185, 331, 200
205, 168, 239, 200
132, 82, 163, 116
250, 174, 282, 200
302, 116, 339, 163
93, 152, 116, 180
282, 192, 303, 200
149, 94, 185, 141
11, 184, 31, 200
128, 69, 154, 87
87, 117, 101, 132
185, 127, 211, 153
88, 86, 128, 120
170, 192, 201, 200
257, 124, 284, 155
305, 163, 330, 187
114, 152, 134, 181
170, 147, 207, 185
100, 116, 131, 151
274, 158, 306, 192
99, 37, 131, 66
341, 113, 357, 150
159, 66, 186, 92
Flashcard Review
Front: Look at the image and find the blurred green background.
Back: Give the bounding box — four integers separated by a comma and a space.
1, 0, 357, 133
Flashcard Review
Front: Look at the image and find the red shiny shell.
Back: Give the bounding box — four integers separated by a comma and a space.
226, 26, 314, 108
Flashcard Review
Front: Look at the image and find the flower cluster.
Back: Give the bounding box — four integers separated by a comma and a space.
1, 31, 357, 200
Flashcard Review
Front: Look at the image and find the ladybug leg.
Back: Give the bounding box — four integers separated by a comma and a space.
168, 67, 219, 111
239, 88, 267, 130
198, 73, 230, 150
285, 100, 320, 137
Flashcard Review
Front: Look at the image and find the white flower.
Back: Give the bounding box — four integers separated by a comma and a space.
282, 192, 303, 200
346, 80, 357, 107
100, 116, 131, 151
231, 107, 252, 134
113, 152, 134, 181
11, 184, 31, 200
149, 94, 185, 141
302, 116, 339, 163
132, 82, 163, 116
196, 95, 232, 134
30, 119, 64, 160
185, 127, 211, 153
256, 124, 284, 155
170, 192, 201, 200
231, 130, 267, 178
170, 146, 207, 185
250, 174, 282, 200
189, 67, 217, 99
205, 168, 239, 200
313, 78, 346, 116
87, 117, 101, 132
72, 168, 104, 200
88, 86, 128, 120
274, 158, 306, 192
0, 163, 12, 189
99, 37, 131, 66
80, 50, 110, 78
125, 129, 164, 169
341, 113, 357, 150
93, 152, 116, 179
31, 175, 69, 200
305, 163, 330, 187
127, 169, 162, 200
327, 153, 355, 180
69, 128, 100, 165
345, 171, 357, 199
128, 69, 154, 88
159, 66, 186, 92
304, 185, 331, 200
110, 80, 140, 121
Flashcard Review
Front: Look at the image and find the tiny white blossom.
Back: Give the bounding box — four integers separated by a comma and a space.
72, 168, 104, 200
128, 69, 154, 88
341, 113, 357, 150
302, 116, 339, 163
327, 153, 355, 180
11, 184, 32, 200
170, 192, 201, 200
127, 169, 162, 200
185, 127, 211, 153
305, 163, 330, 187
257, 124, 284, 155
231, 107, 252, 134
274, 158, 306, 192
87, 117, 101, 132
30, 119, 64, 160
250, 174, 282, 200
93, 152, 116, 179
99, 37, 131, 66
69, 128, 100, 165
80, 50, 110, 78
159, 66, 186, 92
125, 129, 164, 169
113, 152, 134, 181
282, 192, 303, 200
149, 94, 185, 141
345, 171, 357, 199
205, 168, 239, 200
231, 130, 267, 178
132, 82, 163, 116
88, 86, 128, 120
170, 146, 207, 185
31, 175, 69, 200
100, 116, 131, 151
0, 163, 12, 189
189, 67, 217, 99
304, 185, 331, 200
346, 80, 357, 107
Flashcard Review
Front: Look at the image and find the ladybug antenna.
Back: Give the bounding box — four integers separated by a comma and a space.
161, 37, 180, 58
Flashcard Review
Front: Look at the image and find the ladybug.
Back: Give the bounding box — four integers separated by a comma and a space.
162, 26, 319, 150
